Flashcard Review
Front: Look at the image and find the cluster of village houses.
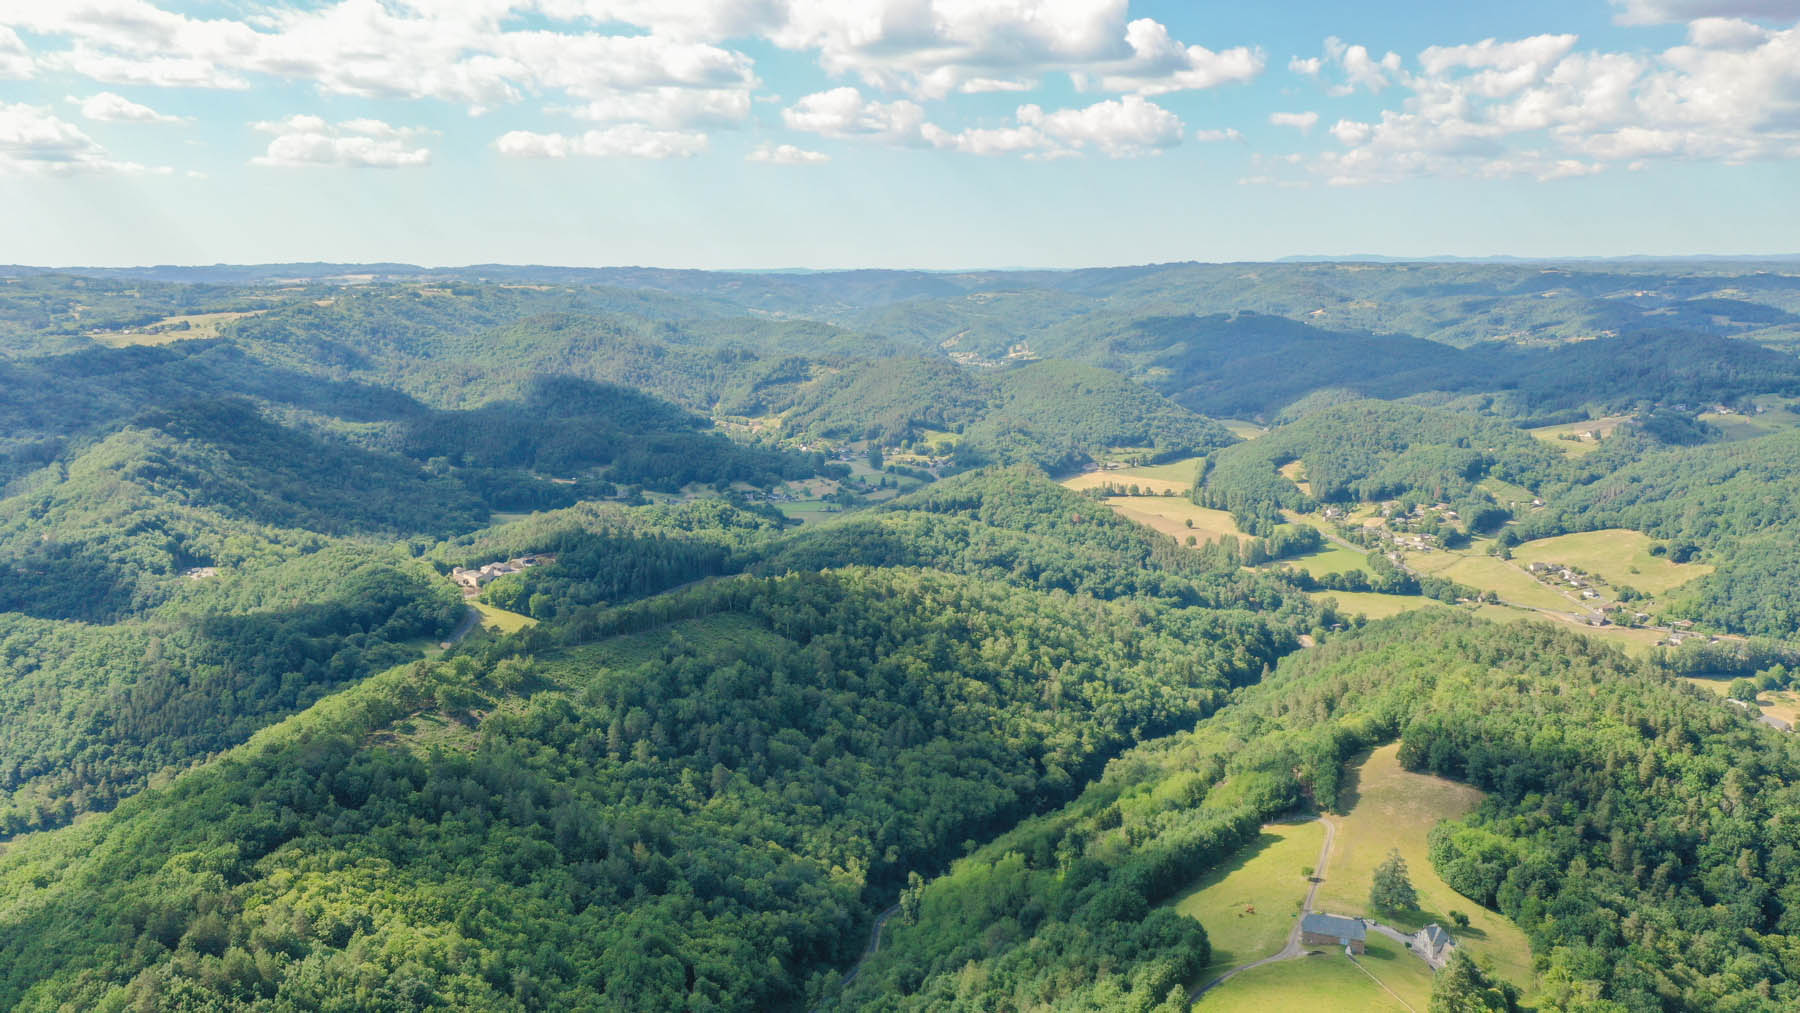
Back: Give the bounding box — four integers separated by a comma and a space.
450, 555, 551, 594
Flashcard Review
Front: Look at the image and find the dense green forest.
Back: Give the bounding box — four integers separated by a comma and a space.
5, 263, 1800, 1011
776, 358, 1235, 471
1195, 400, 1559, 533
0, 567, 1289, 1010
838, 612, 1800, 1011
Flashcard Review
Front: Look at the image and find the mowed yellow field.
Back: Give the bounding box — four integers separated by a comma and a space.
1278, 460, 1312, 496
1510, 529, 1711, 596
1314, 744, 1535, 993
1061, 455, 1206, 495
1104, 497, 1246, 543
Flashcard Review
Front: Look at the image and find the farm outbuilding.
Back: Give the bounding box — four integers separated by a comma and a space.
1300, 913, 1366, 954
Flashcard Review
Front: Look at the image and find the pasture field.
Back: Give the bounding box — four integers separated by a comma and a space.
1526, 415, 1631, 457
1314, 744, 1535, 992
1510, 528, 1712, 596
90, 310, 262, 346
1357, 934, 1440, 1011
1103, 497, 1245, 543
1194, 952, 1409, 1012
776, 500, 843, 525
1309, 591, 1448, 621
474, 602, 536, 634
1171, 820, 1324, 979
1473, 603, 1670, 658
1406, 549, 1574, 612
1477, 477, 1539, 507
1277, 460, 1312, 496
1061, 455, 1206, 495
1698, 398, 1800, 442
1278, 543, 1371, 580
1682, 677, 1800, 728
1219, 419, 1269, 441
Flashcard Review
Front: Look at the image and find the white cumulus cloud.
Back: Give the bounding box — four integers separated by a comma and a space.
494, 124, 708, 159
782, 87, 926, 144
1609, 0, 1800, 24
74, 91, 183, 123
250, 114, 432, 167
925, 94, 1184, 160
0, 25, 32, 78
1270, 111, 1320, 132
745, 141, 827, 164
0, 101, 162, 173
1304, 21, 1800, 184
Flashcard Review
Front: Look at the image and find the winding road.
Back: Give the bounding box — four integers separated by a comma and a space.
443, 605, 482, 647
1189, 814, 1337, 1000
835, 902, 900, 992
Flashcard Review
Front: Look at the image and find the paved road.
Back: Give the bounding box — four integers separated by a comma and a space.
836, 903, 901, 991
443, 605, 482, 647
1189, 814, 1337, 1000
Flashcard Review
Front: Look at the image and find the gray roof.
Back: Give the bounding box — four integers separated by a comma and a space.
1420, 924, 1454, 948
1301, 913, 1366, 940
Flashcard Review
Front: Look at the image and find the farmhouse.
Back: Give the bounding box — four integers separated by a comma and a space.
1414, 923, 1457, 967
450, 554, 553, 593
1300, 913, 1366, 954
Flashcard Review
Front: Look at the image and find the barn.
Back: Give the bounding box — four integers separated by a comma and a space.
1300, 912, 1367, 955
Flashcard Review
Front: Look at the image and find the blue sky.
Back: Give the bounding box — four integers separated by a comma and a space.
1, 0, 1796, 268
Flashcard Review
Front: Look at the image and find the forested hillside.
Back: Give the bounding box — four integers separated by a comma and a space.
776, 358, 1235, 471
5, 263, 1800, 1012
839, 612, 1800, 1011
1196, 400, 1559, 533
0, 567, 1290, 1011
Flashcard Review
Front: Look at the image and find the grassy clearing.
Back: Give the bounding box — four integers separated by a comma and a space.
1194, 952, 1410, 1012
474, 602, 535, 634
1527, 415, 1630, 457
1277, 460, 1312, 497
1473, 604, 1670, 658
1278, 543, 1372, 580
1682, 677, 1800, 727
1357, 934, 1440, 1011
90, 310, 262, 346
1699, 398, 1800, 442
1104, 497, 1245, 543
1477, 477, 1539, 507
1171, 820, 1324, 979
1314, 744, 1535, 993
1309, 591, 1448, 621
1511, 528, 1711, 596
1219, 419, 1270, 441
776, 501, 846, 525
1060, 455, 1206, 495
1407, 550, 1574, 612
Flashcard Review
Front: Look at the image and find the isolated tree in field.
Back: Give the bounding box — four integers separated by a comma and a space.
867, 444, 884, 470
1729, 677, 1760, 702
1370, 849, 1418, 913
